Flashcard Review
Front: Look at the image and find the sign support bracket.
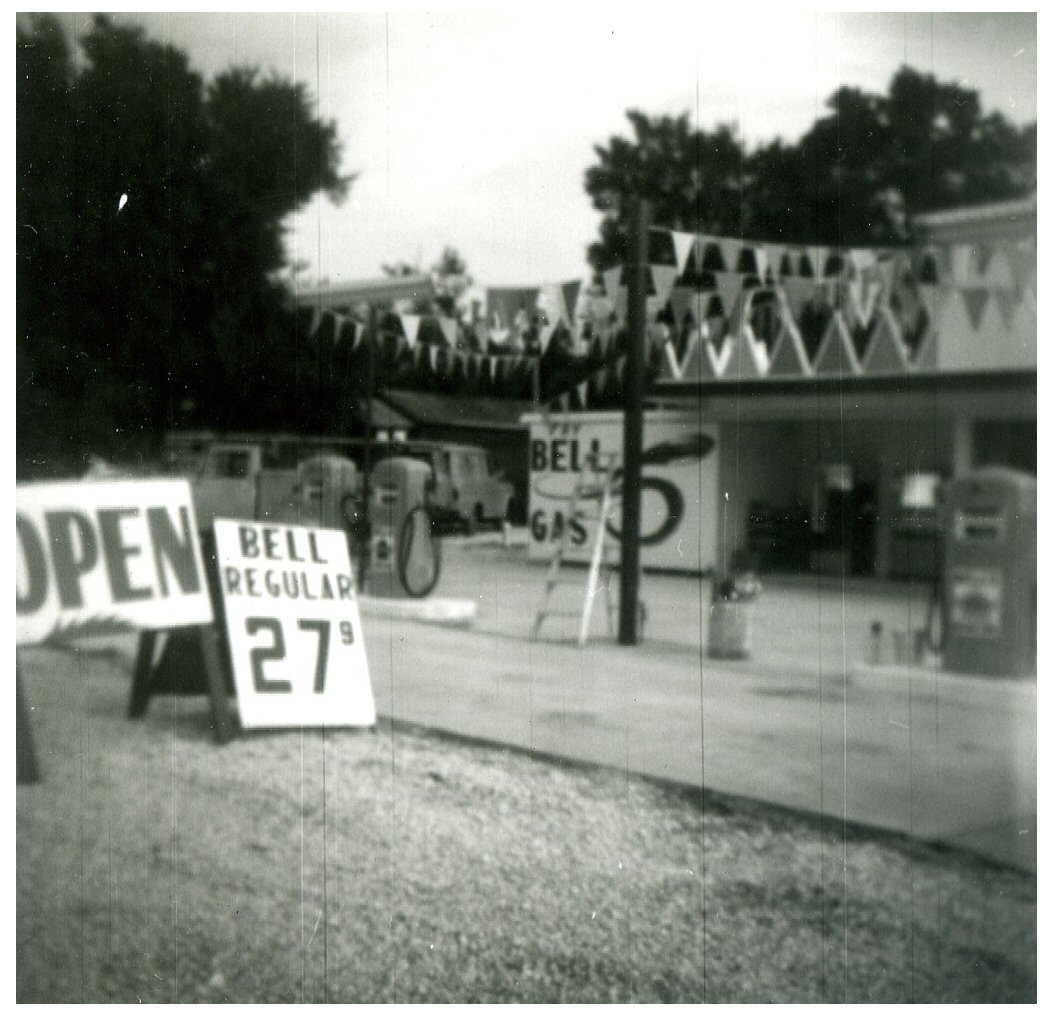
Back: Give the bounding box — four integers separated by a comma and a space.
128, 625, 234, 745
16, 659, 41, 784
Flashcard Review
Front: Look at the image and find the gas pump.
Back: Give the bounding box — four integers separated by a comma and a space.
940, 468, 1036, 677
365, 457, 442, 598
295, 455, 362, 532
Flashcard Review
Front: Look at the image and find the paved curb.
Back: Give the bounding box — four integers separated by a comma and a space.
849, 661, 1037, 702
358, 595, 477, 627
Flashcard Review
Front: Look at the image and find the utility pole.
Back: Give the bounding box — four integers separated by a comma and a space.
358, 305, 376, 592
619, 200, 650, 645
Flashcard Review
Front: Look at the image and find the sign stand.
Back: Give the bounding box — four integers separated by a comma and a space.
16, 662, 41, 784
127, 625, 235, 745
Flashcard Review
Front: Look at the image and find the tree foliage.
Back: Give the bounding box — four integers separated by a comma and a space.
585, 67, 1036, 269
16, 14, 350, 476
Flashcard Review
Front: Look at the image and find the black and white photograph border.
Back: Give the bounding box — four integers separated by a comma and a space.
11, 5, 1042, 1005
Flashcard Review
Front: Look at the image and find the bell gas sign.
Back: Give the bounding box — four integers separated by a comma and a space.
522, 410, 719, 572
16, 479, 214, 645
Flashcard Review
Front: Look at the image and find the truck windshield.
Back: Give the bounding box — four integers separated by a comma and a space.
211, 450, 253, 479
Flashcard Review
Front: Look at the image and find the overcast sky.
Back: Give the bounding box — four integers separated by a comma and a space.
55, 9, 1038, 287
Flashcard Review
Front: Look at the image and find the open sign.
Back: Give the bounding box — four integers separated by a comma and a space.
16, 479, 214, 645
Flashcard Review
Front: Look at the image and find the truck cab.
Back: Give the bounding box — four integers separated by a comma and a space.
184, 439, 362, 535
393, 442, 513, 533
193, 442, 265, 528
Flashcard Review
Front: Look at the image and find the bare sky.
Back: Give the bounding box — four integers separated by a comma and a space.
54, 9, 1038, 286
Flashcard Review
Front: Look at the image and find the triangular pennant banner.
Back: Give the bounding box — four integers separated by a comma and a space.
846, 277, 883, 330
1006, 244, 1037, 293
960, 288, 989, 331
735, 244, 766, 277
949, 245, 979, 285
694, 240, 721, 272
860, 307, 912, 375
712, 239, 736, 275
981, 249, 1015, 289
399, 314, 421, 345
539, 320, 558, 355
669, 287, 694, 329
912, 326, 938, 371
660, 332, 699, 381
601, 266, 623, 300
812, 313, 862, 376
650, 265, 680, 308
438, 316, 458, 346
539, 284, 568, 328
671, 232, 697, 273
712, 271, 743, 321
993, 291, 1019, 330
779, 277, 816, 320
767, 321, 813, 378
762, 245, 785, 283
561, 280, 583, 323
847, 248, 877, 276
720, 329, 766, 380
821, 249, 846, 278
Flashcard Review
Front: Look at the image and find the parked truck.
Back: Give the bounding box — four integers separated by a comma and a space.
177, 437, 364, 536
166, 430, 513, 536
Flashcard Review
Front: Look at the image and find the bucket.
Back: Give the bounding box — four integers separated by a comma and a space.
708, 600, 752, 660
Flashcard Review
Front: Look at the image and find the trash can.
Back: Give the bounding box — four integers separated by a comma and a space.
707, 574, 760, 660
941, 468, 1036, 677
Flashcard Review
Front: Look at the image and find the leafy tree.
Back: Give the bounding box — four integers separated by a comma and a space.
585, 111, 744, 269
585, 67, 1036, 267
16, 14, 350, 476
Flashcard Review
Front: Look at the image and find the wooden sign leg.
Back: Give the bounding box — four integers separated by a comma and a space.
127, 630, 159, 719
16, 662, 41, 784
196, 625, 234, 746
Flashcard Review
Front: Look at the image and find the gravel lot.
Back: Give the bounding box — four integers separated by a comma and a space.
17, 644, 1036, 1003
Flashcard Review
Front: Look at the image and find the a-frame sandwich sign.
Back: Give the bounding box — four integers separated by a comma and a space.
16, 478, 229, 782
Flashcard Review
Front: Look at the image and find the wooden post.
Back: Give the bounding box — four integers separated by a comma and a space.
196, 626, 233, 745
16, 662, 40, 784
127, 629, 159, 719
127, 627, 233, 744
619, 201, 651, 645
359, 305, 376, 592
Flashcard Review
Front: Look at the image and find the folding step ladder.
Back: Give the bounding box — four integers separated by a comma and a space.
531, 452, 619, 645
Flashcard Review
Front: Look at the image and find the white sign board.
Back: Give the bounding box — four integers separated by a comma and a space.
214, 519, 375, 728
524, 411, 720, 572
16, 479, 213, 645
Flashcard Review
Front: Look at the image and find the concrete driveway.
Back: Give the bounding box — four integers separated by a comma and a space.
362, 539, 1036, 871
43, 536, 1036, 871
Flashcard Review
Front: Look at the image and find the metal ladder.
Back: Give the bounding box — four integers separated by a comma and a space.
531, 452, 619, 646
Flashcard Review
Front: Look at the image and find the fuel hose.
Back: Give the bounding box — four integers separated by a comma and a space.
397, 504, 442, 598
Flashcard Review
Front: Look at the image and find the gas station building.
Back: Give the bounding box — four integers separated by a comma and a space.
645, 196, 1036, 580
